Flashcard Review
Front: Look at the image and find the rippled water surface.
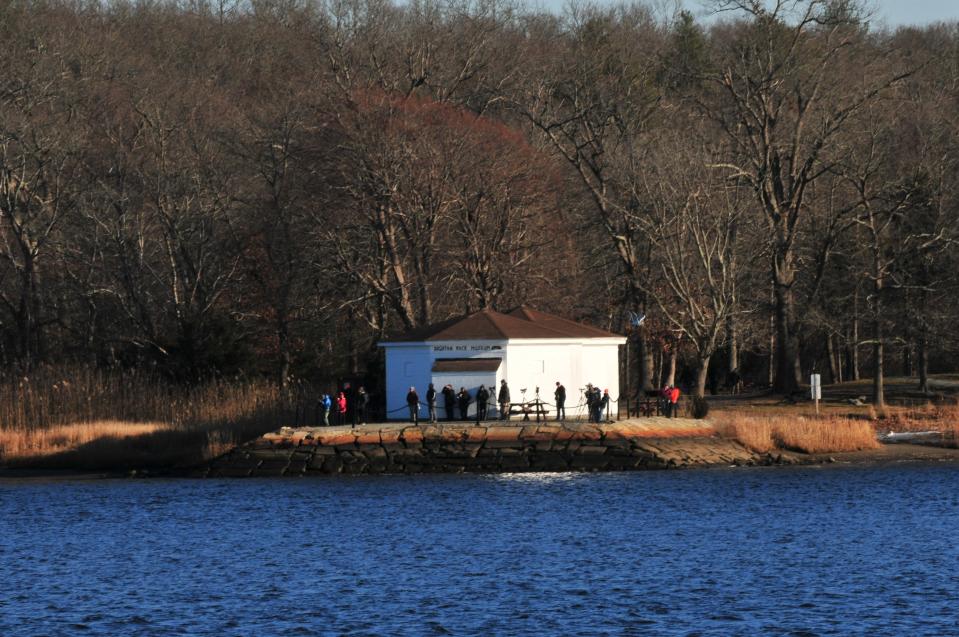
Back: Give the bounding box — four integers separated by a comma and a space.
3, 465, 959, 636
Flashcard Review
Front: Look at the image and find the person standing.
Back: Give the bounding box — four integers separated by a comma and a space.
457, 387, 471, 420
406, 386, 420, 424
585, 383, 595, 422
336, 392, 348, 426
669, 385, 681, 418
356, 386, 369, 425
442, 384, 456, 421
319, 393, 332, 426
554, 381, 566, 421
426, 383, 438, 423
597, 389, 610, 423
661, 385, 672, 417
476, 384, 490, 421
498, 380, 511, 421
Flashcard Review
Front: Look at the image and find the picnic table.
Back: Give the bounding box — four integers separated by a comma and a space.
509, 400, 550, 422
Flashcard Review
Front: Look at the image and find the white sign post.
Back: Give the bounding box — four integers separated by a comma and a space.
810, 374, 822, 415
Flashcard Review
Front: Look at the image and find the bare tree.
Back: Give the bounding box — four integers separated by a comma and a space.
633, 133, 750, 396
521, 3, 665, 390
703, 0, 913, 392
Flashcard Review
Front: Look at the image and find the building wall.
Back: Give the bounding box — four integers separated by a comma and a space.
382, 341, 507, 419
580, 343, 622, 417
383, 344, 432, 419
501, 341, 575, 416
432, 371, 497, 420
382, 337, 623, 421
502, 340, 621, 419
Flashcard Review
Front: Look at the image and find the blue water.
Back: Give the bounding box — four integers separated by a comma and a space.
2, 465, 959, 636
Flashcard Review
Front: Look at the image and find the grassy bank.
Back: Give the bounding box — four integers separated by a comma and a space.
0, 366, 311, 472
709, 379, 959, 454
4, 369, 959, 473
713, 414, 881, 454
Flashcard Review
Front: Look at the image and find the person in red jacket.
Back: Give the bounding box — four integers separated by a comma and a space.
336, 392, 348, 425
668, 386, 681, 418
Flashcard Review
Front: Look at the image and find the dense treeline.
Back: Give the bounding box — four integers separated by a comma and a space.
1, 0, 957, 406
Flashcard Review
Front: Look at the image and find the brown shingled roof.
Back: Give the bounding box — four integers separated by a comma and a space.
506, 305, 621, 338
382, 307, 622, 342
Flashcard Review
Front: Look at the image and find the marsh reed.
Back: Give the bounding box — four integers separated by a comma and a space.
0, 365, 313, 468
713, 414, 881, 454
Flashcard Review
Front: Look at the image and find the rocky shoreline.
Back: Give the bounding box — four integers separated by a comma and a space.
203, 419, 818, 477
6, 419, 958, 479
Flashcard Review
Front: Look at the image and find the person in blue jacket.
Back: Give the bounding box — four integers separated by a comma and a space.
319, 394, 332, 426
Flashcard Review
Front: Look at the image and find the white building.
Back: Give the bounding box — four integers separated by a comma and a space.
379, 307, 626, 420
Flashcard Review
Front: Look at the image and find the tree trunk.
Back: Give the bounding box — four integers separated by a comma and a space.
851, 289, 861, 381
16, 254, 39, 367
638, 330, 655, 392
772, 259, 800, 394
666, 348, 677, 387
873, 334, 885, 409
695, 354, 711, 397
827, 333, 839, 384
278, 332, 291, 389
872, 273, 884, 409
727, 317, 738, 376
917, 333, 929, 394
653, 348, 662, 393
768, 306, 775, 387
835, 334, 844, 383
902, 345, 913, 377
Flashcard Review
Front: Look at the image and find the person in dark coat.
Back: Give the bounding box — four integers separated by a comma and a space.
592, 387, 603, 422
554, 381, 566, 421
660, 385, 672, 417
476, 385, 490, 421
457, 387, 471, 420
498, 380, 511, 421
356, 386, 369, 425
595, 388, 610, 423
585, 383, 595, 422
426, 383, 438, 423
442, 384, 456, 421
406, 386, 420, 424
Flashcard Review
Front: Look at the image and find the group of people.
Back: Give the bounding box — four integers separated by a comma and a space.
316, 381, 669, 425
404, 379, 615, 423
318, 386, 369, 426
583, 384, 611, 423
660, 385, 682, 417
407, 382, 503, 424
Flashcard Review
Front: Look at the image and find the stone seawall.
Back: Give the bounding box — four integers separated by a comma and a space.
204, 419, 782, 477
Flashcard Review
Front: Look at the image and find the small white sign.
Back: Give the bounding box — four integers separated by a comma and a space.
811, 374, 822, 400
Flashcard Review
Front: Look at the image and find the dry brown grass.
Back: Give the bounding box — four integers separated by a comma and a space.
876, 402, 959, 447
0, 365, 312, 470
0, 420, 168, 460
713, 414, 880, 454
880, 402, 959, 431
